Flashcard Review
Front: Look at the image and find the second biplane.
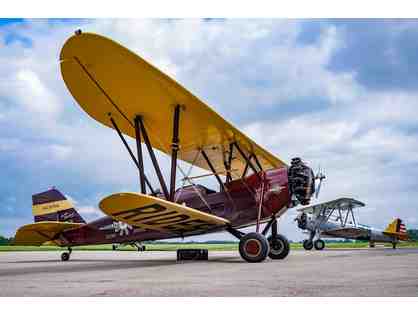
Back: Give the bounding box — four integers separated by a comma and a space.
295, 198, 409, 250
14, 30, 320, 263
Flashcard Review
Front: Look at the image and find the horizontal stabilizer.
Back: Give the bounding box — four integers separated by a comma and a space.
13, 221, 84, 246
99, 192, 229, 235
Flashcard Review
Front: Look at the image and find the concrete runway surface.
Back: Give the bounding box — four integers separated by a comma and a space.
1, 248, 418, 297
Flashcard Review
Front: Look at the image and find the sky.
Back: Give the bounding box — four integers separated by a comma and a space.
0, 19, 417, 241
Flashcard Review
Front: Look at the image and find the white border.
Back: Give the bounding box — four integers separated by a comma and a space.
1, 0, 418, 18
3, 297, 418, 314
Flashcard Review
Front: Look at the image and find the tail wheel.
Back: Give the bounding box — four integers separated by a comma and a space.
392, 243, 397, 249
303, 239, 314, 250
314, 239, 325, 250
61, 252, 70, 262
239, 232, 270, 263
268, 234, 290, 260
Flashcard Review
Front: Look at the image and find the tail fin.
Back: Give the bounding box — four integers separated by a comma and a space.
32, 188, 86, 224
384, 218, 408, 240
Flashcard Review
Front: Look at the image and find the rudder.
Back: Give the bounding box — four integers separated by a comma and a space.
32, 188, 85, 224
384, 218, 408, 240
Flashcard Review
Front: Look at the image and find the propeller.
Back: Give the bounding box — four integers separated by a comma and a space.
315, 165, 326, 199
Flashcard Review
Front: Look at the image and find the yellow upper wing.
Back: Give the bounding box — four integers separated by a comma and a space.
13, 222, 84, 246
60, 32, 286, 178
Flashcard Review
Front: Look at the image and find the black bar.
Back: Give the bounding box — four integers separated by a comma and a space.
226, 143, 233, 183
241, 154, 253, 178
138, 116, 170, 199
223, 160, 230, 183
226, 226, 245, 240
201, 149, 224, 191
134, 116, 146, 194
253, 154, 263, 171
271, 218, 278, 237
109, 117, 155, 194
262, 216, 275, 236
169, 105, 181, 201
233, 142, 260, 179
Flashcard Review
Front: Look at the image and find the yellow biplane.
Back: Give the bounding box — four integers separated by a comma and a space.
14, 30, 319, 263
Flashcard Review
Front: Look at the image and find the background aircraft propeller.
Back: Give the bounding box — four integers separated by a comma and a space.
315, 165, 326, 199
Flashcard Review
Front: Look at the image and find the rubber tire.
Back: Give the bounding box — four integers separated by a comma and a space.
61, 252, 70, 262
392, 243, 397, 249
268, 234, 290, 260
112, 244, 117, 251
239, 232, 270, 263
314, 239, 325, 250
303, 239, 314, 250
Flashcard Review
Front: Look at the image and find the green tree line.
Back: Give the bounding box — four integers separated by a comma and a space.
408, 229, 418, 240
0, 235, 14, 245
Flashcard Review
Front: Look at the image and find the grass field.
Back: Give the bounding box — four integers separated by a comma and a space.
1, 241, 417, 252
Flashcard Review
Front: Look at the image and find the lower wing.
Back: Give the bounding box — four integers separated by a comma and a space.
99, 192, 230, 237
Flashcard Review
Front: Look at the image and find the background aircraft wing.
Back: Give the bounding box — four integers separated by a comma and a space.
13, 221, 84, 246
60, 32, 286, 179
297, 197, 365, 215
99, 192, 229, 237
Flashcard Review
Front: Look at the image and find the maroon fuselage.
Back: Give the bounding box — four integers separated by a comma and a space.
60, 167, 290, 247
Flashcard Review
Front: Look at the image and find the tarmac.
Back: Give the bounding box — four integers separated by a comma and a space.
1, 248, 418, 297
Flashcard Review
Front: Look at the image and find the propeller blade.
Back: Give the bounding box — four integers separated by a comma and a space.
315, 179, 322, 198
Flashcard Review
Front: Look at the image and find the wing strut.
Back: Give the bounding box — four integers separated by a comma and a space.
109, 116, 155, 194
233, 142, 261, 180
138, 115, 170, 200
201, 149, 224, 191
169, 105, 181, 201
225, 143, 234, 183
134, 116, 146, 194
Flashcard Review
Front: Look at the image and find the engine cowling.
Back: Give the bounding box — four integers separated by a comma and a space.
288, 157, 315, 206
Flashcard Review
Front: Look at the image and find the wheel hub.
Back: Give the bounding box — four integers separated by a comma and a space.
244, 239, 261, 257
271, 240, 284, 254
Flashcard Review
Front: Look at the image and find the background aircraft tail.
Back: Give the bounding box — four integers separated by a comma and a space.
32, 188, 86, 224
384, 218, 408, 240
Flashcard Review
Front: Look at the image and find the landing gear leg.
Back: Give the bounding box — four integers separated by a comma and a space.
61, 247, 72, 262
392, 242, 397, 249
134, 242, 146, 251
